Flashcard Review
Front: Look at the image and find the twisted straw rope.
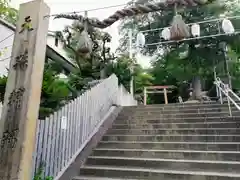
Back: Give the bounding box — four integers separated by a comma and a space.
54, 0, 212, 29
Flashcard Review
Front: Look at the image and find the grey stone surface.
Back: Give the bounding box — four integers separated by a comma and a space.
91, 149, 240, 161
77, 103, 240, 179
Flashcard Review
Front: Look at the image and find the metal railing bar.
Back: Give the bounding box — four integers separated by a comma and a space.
214, 78, 240, 117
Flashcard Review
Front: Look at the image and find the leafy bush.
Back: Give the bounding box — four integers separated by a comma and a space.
0, 63, 72, 119
33, 163, 53, 180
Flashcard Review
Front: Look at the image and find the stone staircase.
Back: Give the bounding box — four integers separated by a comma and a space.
74, 103, 240, 180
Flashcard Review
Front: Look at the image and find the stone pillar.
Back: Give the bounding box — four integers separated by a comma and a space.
0, 0, 50, 180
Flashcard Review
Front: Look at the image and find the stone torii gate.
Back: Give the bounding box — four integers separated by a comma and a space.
143, 85, 175, 105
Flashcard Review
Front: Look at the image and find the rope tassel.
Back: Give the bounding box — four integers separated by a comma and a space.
170, 14, 190, 40
77, 30, 92, 54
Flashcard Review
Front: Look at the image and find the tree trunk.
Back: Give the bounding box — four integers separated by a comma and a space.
192, 76, 202, 100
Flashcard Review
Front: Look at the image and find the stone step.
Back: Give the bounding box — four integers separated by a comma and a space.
98, 141, 240, 151
114, 116, 240, 124
120, 107, 234, 116
80, 165, 240, 179
92, 148, 240, 161
85, 156, 240, 173
129, 111, 235, 119
73, 176, 138, 180
132, 107, 236, 115
111, 121, 240, 129
106, 128, 240, 135
132, 103, 233, 110
102, 134, 240, 142
135, 102, 218, 107
119, 107, 235, 118
124, 107, 237, 116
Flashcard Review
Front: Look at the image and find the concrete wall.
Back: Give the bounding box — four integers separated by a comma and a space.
0, 23, 14, 76
47, 35, 73, 64
0, 20, 73, 76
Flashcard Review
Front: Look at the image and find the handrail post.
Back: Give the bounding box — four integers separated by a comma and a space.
216, 85, 220, 99
227, 96, 232, 117
219, 87, 223, 104
214, 66, 219, 97
215, 77, 240, 114
225, 85, 232, 117
129, 29, 134, 95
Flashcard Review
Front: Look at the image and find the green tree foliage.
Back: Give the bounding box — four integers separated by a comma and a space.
134, 65, 154, 93
55, 21, 116, 80
33, 162, 53, 180
54, 19, 153, 103
0, 1, 73, 118
106, 54, 154, 102
0, 61, 72, 119
39, 62, 71, 118
0, 0, 18, 24
106, 54, 133, 90
51, 21, 121, 99
119, 0, 240, 101
0, 74, 7, 102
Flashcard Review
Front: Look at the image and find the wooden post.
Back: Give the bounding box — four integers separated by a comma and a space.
143, 87, 147, 105
0, 0, 50, 180
163, 88, 168, 104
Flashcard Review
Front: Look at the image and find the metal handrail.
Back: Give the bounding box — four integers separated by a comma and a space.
214, 77, 240, 117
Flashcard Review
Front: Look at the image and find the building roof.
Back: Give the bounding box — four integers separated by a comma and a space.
0, 18, 77, 73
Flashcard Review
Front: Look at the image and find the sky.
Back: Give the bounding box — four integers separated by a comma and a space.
11, 0, 151, 68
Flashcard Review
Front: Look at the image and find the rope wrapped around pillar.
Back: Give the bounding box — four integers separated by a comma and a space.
54, 0, 214, 29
